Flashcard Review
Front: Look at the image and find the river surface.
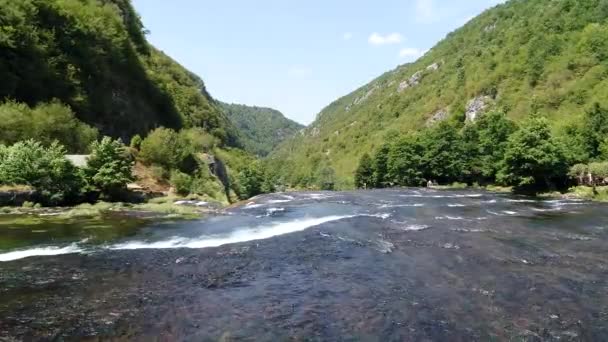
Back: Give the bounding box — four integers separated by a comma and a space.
0, 189, 607, 341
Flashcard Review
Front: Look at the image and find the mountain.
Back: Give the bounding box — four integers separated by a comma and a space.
269, 0, 608, 187
0, 0, 237, 144
221, 103, 304, 156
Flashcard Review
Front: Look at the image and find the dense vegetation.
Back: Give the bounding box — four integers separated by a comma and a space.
354, 104, 608, 193
0, 0, 279, 205
270, 0, 608, 189
221, 102, 304, 156
0, 137, 132, 205
135, 127, 276, 202
0, 0, 236, 144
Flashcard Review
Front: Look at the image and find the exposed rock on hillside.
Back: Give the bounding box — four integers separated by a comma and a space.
426, 109, 449, 127
466, 96, 492, 122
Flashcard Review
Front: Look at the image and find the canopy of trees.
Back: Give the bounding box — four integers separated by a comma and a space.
221, 103, 304, 156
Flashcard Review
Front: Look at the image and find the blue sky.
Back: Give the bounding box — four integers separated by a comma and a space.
132, 0, 505, 124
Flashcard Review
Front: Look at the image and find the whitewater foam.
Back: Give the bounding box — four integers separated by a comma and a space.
110, 215, 355, 250
379, 203, 424, 208
435, 215, 465, 220
0, 243, 84, 262
256, 207, 286, 218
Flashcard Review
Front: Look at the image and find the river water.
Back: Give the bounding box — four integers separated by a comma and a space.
0, 189, 607, 341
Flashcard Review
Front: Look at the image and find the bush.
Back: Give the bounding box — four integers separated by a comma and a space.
179, 128, 218, 153
170, 171, 192, 196
130, 134, 142, 150
84, 137, 134, 200
589, 162, 608, 183
150, 165, 169, 181
139, 127, 189, 169
0, 140, 83, 204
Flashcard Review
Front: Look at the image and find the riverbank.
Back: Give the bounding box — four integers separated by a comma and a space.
428, 182, 608, 202
0, 195, 225, 223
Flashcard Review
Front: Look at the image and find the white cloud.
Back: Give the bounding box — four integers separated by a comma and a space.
368, 32, 403, 46
415, 0, 437, 23
399, 47, 425, 60
287, 66, 312, 78
343, 32, 353, 41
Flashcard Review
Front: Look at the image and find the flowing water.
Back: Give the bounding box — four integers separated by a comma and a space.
0, 189, 607, 341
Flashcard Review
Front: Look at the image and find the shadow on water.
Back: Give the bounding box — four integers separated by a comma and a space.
0, 189, 607, 340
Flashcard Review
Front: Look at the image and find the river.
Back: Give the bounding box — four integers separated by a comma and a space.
0, 189, 607, 340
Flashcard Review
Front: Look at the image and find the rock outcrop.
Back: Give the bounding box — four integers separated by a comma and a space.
426, 109, 449, 127
465, 96, 492, 122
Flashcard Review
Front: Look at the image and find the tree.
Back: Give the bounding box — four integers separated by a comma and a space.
498, 116, 568, 193
84, 137, 134, 199
582, 103, 608, 159
463, 111, 517, 182
354, 153, 374, 188
237, 163, 264, 199
419, 121, 467, 183
0, 140, 83, 204
387, 134, 425, 186
0, 100, 98, 153
315, 164, 337, 191
372, 144, 390, 187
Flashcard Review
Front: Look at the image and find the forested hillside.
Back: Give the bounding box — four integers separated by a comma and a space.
221, 102, 304, 156
0, 0, 236, 147
269, 0, 608, 189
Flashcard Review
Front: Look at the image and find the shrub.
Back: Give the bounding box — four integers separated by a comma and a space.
589, 162, 608, 183
0, 140, 83, 204
170, 171, 192, 196
139, 127, 189, 169
130, 134, 143, 150
150, 165, 169, 180
569, 163, 589, 185
179, 128, 218, 153
84, 137, 134, 200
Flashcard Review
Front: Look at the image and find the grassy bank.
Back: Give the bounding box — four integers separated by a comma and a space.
0, 195, 225, 222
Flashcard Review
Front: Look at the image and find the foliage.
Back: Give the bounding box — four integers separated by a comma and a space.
221, 102, 304, 156
139, 127, 189, 170
179, 128, 218, 153
0, 0, 235, 143
581, 103, 608, 160
418, 121, 468, 183
387, 135, 425, 186
497, 116, 568, 193
462, 111, 517, 182
84, 137, 134, 199
588, 162, 608, 182
0, 140, 83, 204
354, 153, 374, 188
170, 170, 193, 196
0, 100, 98, 153
130, 134, 142, 150
237, 163, 265, 199
271, 0, 608, 185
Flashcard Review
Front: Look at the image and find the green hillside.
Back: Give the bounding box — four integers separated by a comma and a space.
221, 102, 304, 156
269, 0, 608, 188
0, 0, 236, 146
